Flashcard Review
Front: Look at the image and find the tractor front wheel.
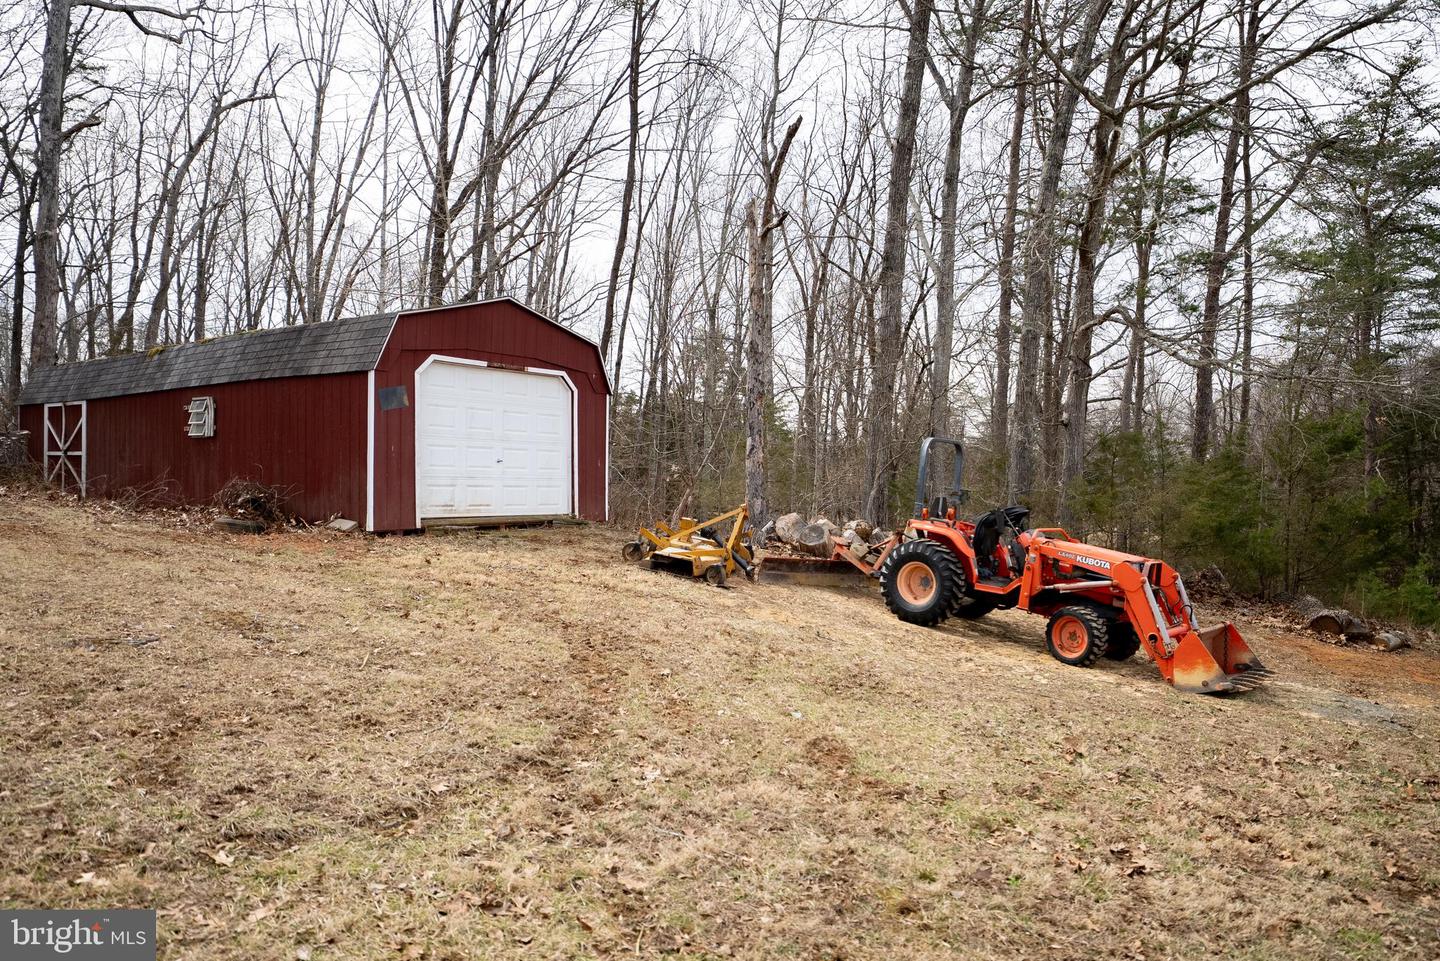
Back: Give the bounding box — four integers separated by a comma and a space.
880, 539, 965, 627
1045, 606, 1110, 667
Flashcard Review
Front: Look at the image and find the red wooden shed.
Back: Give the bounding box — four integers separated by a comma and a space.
18, 299, 611, 531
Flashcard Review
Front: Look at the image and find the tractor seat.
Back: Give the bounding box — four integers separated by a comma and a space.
972, 506, 1031, 578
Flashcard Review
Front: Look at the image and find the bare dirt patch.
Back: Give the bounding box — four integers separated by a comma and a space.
2, 492, 1437, 959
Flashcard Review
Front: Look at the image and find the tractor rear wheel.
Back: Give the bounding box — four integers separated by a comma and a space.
947, 556, 997, 619
1045, 606, 1110, 667
880, 539, 965, 627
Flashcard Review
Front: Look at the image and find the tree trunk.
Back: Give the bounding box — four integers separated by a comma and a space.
6, 189, 30, 415
1058, 7, 1134, 524
1007, 0, 1109, 500
743, 199, 771, 523
1193, 3, 1257, 460
421, 3, 462, 307
600, 0, 645, 362
992, 0, 1030, 455
862, 0, 933, 523
1121, 234, 1150, 433
1120, 58, 1186, 435
1238, 116, 1254, 439
744, 116, 802, 529
930, 0, 987, 442
612, 158, 652, 389
30, 0, 73, 372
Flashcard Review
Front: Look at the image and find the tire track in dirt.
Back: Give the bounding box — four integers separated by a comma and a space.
497, 589, 712, 953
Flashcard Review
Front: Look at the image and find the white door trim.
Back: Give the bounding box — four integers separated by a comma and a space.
365, 370, 376, 532
604, 394, 611, 522
412, 354, 578, 528
43, 400, 87, 495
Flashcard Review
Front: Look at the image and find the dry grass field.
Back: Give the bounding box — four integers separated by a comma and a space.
2, 490, 1438, 960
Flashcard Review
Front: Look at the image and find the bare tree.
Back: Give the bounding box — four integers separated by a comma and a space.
743, 114, 801, 527
30, 0, 204, 370
924, 0, 988, 442
991, 0, 1031, 455
1006, 0, 1109, 501
1192, 0, 1259, 461
862, 0, 934, 522
263, 0, 387, 328
599, 0, 654, 362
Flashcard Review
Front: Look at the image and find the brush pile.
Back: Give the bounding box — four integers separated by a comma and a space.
0, 431, 28, 469
213, 478, 293, 531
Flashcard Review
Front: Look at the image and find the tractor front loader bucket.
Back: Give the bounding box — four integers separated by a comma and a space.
1168, 622, 1273, 694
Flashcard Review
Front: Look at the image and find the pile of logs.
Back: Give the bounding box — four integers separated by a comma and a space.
1296, 595, 1411, 652
766, 512, 893, 560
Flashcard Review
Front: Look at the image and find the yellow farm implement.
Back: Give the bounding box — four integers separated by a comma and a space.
622, 504, 757, 586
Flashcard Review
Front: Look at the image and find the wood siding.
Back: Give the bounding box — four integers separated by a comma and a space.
21, 372, 368, 524
371, 301, 609, 530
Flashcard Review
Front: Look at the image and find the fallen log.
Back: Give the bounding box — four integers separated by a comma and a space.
1371, 631, 1410, 653
769, 513, 848, 557
215, 516, 266, 534
1306, 609, 1370, 639
773, 512, 808, 546
791, 521, 837, 557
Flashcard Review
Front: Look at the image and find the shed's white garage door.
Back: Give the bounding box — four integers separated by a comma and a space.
416, 360, 573, 521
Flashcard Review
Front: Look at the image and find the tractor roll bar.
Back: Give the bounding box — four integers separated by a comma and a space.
914, 437, 966, 519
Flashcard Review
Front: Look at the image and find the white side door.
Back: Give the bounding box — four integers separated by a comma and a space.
415, 360, 573, 521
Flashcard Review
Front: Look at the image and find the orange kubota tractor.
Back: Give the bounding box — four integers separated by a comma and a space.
867, 438, 1271, 694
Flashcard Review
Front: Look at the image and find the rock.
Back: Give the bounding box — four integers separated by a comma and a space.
326, 517, 361, 533
868, 528, 894, 547
1371, 631, 1410, 653
215, 516, 266, 534
847, 536, 874, 560
1293, 594, 1326, 618
845, 518, 876, 540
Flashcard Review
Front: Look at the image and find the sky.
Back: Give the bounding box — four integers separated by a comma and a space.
2, 0, 1438, 424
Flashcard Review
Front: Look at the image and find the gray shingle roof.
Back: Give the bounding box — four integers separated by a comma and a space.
19, 313, 398, 405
